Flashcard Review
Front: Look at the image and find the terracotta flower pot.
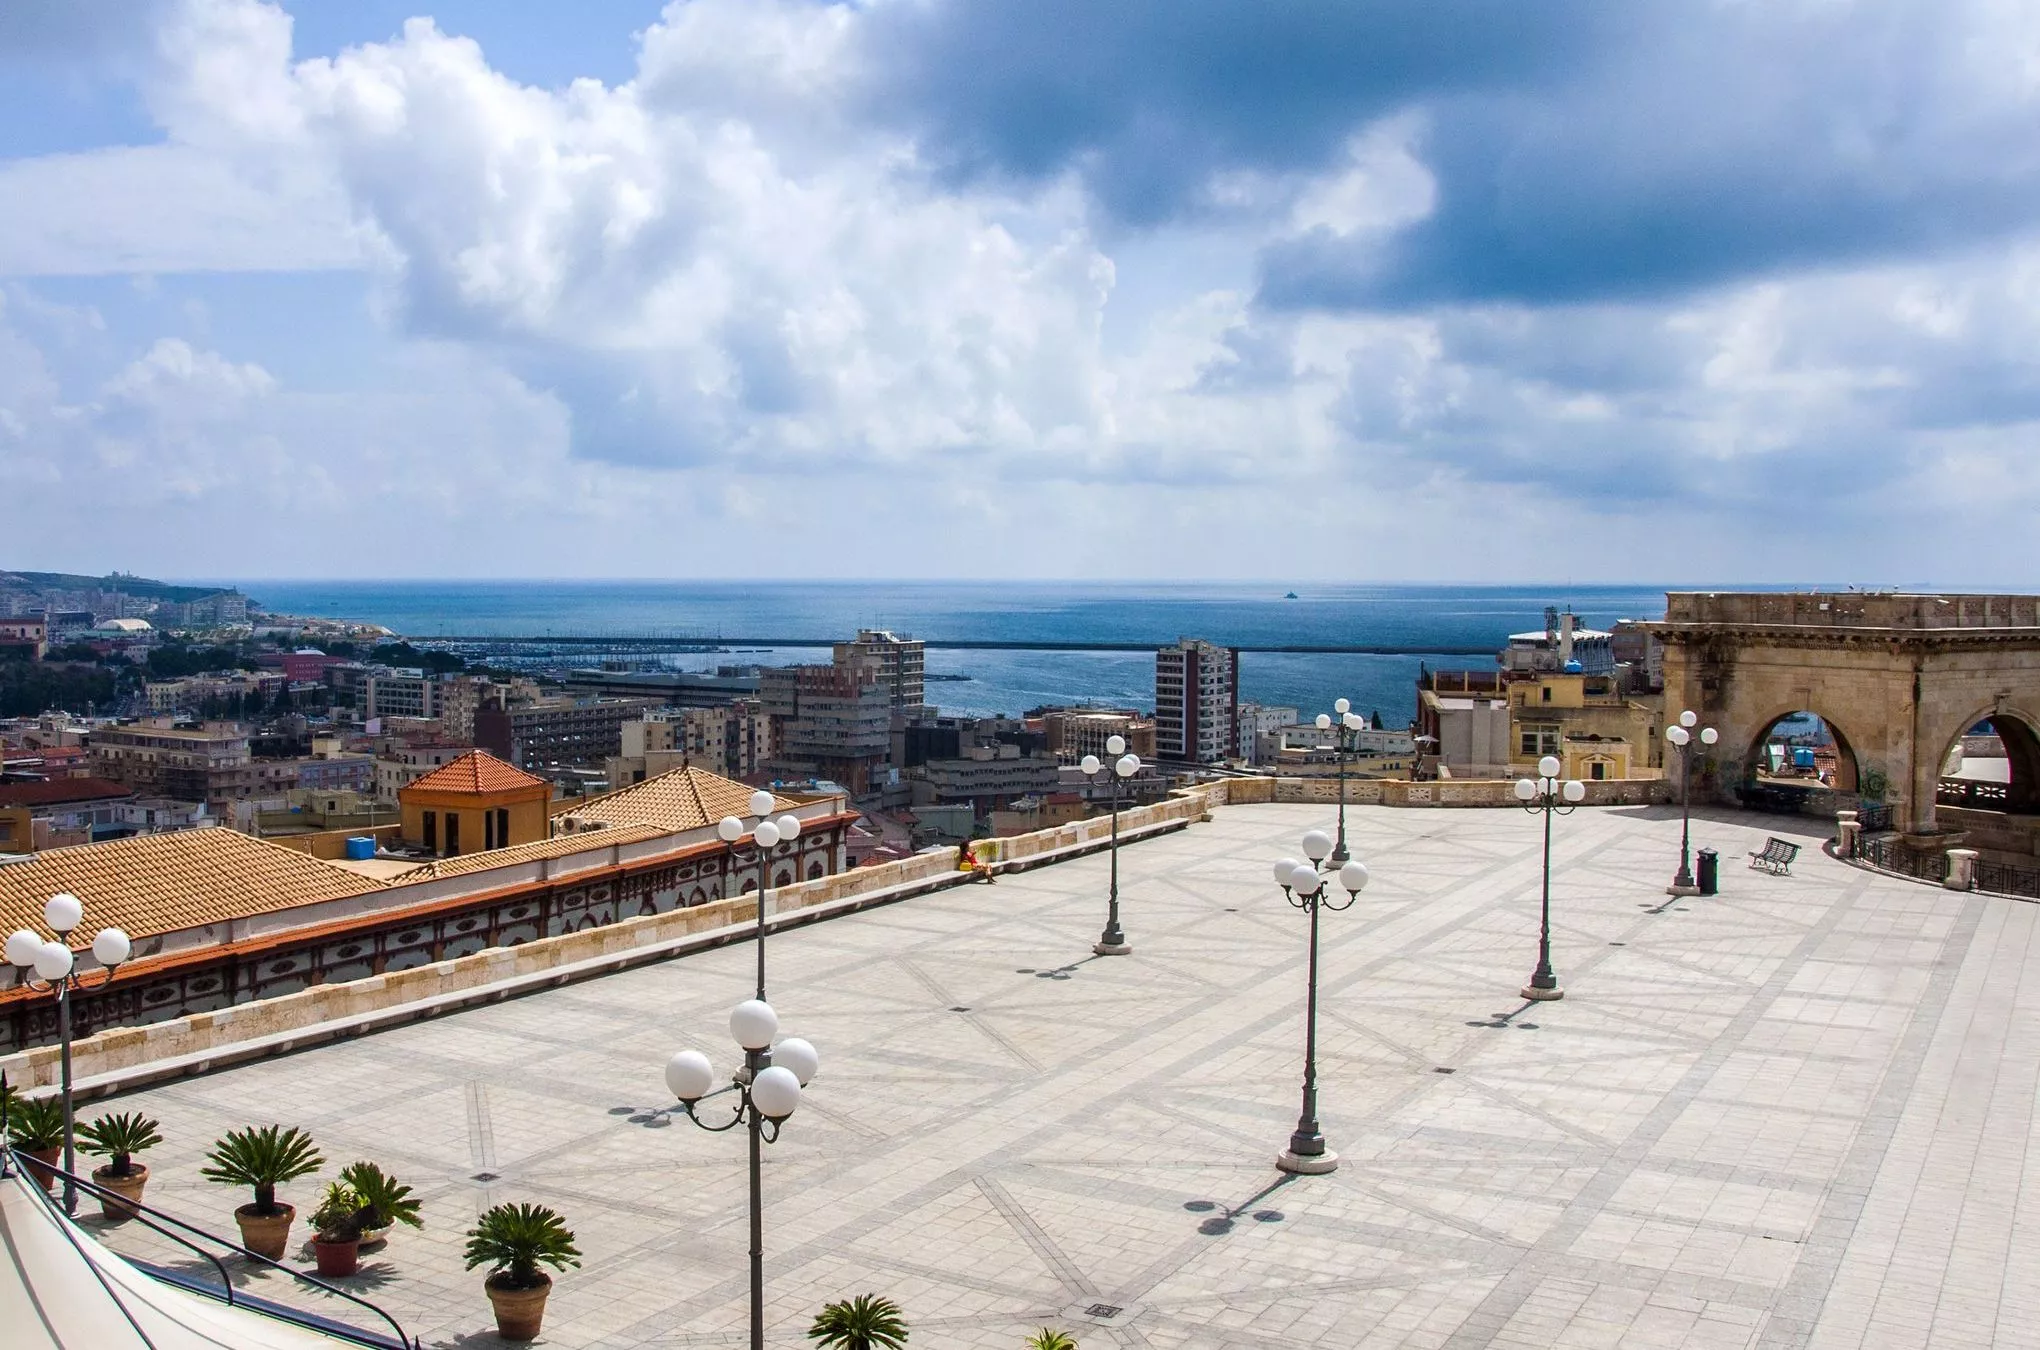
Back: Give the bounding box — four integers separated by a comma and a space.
485, 1273, 553, 1342
22, 1147, 61, 1196
234, 1203, 296, 1261
312, 1235, 360, 1278
92, 1164, 149, 1221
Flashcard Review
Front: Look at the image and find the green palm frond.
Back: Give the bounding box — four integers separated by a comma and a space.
338, 1160, 422, 1230
5, 1096, 65, 1152
464, 1203, 580, 1290
200, 1125, 323, 1216
1027, 1331, 1079, 1350
807, 1293, 910, 1349
76, 1112, 162, 1176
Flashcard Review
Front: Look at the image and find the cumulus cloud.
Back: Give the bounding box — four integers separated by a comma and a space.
1, 0, 2038, 582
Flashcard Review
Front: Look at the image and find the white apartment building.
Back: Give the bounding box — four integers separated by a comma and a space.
1154, 638, 1239, 763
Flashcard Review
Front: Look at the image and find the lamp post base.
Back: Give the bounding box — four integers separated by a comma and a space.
1093, 941, 1132, 956
1521, 983, 1565, 1002
1276, 1148, 1339, 1175
1665, 882, 1701, 897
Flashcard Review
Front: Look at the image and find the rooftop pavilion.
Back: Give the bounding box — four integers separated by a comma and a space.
50, 800, 2037, 1349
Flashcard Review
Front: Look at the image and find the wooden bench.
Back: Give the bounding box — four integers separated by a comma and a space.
1749, 837, 1800, 875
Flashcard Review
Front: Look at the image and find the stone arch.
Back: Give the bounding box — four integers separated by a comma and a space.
806, 860, 825, 881
1736, 703, 1862, 797
774, 868, 793, 887
1932, 702, 2040, 815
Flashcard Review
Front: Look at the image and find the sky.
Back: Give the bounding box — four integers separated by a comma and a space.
1, 0, 2037, 584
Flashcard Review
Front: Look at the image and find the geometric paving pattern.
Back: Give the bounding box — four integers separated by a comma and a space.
90, 802, 2037, 1348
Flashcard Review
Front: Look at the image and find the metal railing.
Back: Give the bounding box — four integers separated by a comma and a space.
1973, 857, 2040, 900
1, 1143, 416, 1348
1844, 824, 2040, 901
1856, 833, 1949, 884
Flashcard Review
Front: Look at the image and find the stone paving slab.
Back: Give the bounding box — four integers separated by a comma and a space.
72, 802, 2039, 1348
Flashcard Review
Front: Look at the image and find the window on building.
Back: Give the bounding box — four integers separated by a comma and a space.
1519, 726, 1561, 758
484, 810, 496, 850
1540, 686, 1552, 703
423, 810, 437, 852
1591, 761, 1607, 780
496, 808, 510, 846
445, 812, 461, 855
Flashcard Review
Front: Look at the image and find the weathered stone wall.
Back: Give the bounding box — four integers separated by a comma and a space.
1661, 631, 2040, 831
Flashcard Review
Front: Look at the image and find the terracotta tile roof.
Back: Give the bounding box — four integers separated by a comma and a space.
562, 767, 787, 834
0, 778, 134, 808
378, 823, 671, 881
0, 828, 386, 946
402, 750, 550, 796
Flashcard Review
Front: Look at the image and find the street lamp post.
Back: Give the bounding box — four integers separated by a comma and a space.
6, 893, 130, 1213
1664, 711, 1719, 896
1269, 830, 1370, 1174
716, 790, 803, 1000
1077, 736, 1142, 955
1514, 756, 1585, 1002
665, 1000, 819, 1350
1314, 699, 1367, 864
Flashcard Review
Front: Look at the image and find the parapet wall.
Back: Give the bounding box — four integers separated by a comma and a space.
1217, 776, 1669, 808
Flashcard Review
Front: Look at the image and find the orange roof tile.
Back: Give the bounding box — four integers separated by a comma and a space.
562, 767, 787, 834
402, 750, 550, 797
378, 824, 670, 881
0, 828, 386, 947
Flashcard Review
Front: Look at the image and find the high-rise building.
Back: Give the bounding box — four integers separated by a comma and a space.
833, 630, 926, 711
762, 663, 894, 792
1154, 638, 1240, 763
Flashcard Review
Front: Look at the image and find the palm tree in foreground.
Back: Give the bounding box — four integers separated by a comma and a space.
807, 1293, 909, 1349
1027, 1332, 1079, 1350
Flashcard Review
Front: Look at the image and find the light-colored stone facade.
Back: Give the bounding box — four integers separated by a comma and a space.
1653, 591, 2040, 831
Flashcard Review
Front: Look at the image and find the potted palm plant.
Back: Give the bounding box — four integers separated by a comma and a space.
309, 1181, 367, 1278
808, 1294, 910, 1349
337, 1160, 421, 1247
75, 1111, 162, 1220
6, 1096, 67, 1196
463, 1202, 580, 1342
199, 1124, 324, 1260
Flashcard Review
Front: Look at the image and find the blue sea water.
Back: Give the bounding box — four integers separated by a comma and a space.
230, 580, 1680, 727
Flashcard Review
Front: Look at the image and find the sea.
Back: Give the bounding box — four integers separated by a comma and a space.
232, 581, 1683, 728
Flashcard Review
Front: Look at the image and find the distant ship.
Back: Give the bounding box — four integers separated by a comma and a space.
1284, 591, 1298, 600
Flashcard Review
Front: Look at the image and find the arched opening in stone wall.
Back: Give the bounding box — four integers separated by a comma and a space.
1738, 711, 1859, 814
1938, 713, 2040, 816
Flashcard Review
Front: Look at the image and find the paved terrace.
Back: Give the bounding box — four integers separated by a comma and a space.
84, 803, 2039, 1349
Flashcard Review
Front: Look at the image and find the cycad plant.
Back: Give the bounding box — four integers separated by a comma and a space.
1027, 1333, 1078, 1350
311, 1182, 367, 1242
807, 1294, 909, 1349
200, 1125, 323, 1216
338, 1160, 422, 1232
76, 1112, 162, 1178
5, 1095, 65, 1152
463, 1203, 581, 1291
